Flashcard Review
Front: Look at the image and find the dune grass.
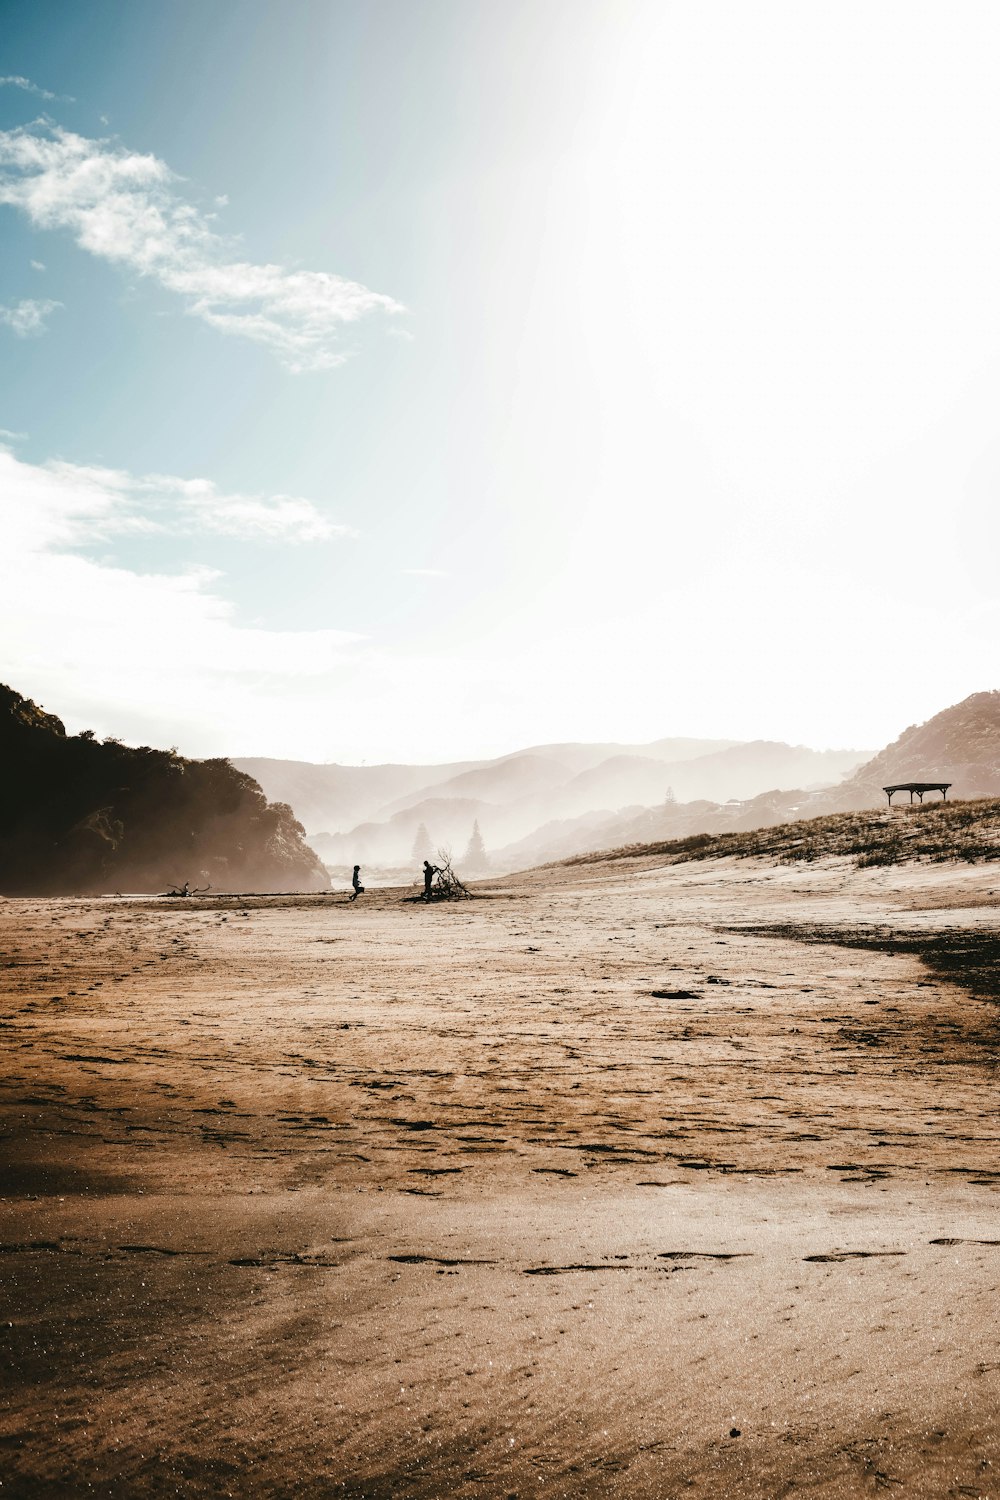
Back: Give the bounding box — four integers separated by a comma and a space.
569, 797, 1000, 870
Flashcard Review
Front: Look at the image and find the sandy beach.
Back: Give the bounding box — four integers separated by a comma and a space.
2, 853, 998, 1497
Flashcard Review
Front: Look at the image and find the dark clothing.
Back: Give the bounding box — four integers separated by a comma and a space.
423, 861, 438, 899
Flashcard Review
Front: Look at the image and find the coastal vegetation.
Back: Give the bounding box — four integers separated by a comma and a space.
0, 684, 329, 895
571, 797, 1000, 870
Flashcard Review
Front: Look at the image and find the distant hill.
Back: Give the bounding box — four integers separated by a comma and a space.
235, 735, 869, 872
556, 755, 681, 813
499, 693, 1000, 870
376, 753, 571, 819
310, 797, 493, 866
230, 756, 488, 834
568, 797, 1000, 871
231, 736, 741, 838
0, 685, 329, 895
649, 740, 872, 803
824, 691, 1000, 808
492, 791, 808, 869
540, 741, 865, 821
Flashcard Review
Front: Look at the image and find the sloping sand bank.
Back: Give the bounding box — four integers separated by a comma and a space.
1, 855, 998, 1497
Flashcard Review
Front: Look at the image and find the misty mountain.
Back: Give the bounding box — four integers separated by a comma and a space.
229, 756, 487, 834
232, 735, 740, 839
0, 685, 328, 895
497, 736, 742, 774
310, 797, 493, 866
642, 740, 874, 803
499, 692, 1000, 870
376, 753, 571, 819
237, 735, 868, 872
493, 792, 810, 870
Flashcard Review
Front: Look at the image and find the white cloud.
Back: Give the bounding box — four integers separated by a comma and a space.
136, 472, 356, 542
2, 449, 351, 546
0, 297, 61, 336
30, 259, 45, 271
0, 121, 403, 370
0, 75, 71, 102
0, 444, 363, 752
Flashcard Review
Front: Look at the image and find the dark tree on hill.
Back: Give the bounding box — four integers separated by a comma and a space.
411, 822, 433, 862
0, 683, 330, 896
464, 819, 488, 872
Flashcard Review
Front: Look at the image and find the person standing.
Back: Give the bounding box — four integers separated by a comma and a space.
422, 859, 439, 901
349, 865, 365, 901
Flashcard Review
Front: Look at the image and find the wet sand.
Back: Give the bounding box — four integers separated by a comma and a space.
1, 855, 999, 1497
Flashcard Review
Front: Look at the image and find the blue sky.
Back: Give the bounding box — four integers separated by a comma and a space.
2, 0, 999, 761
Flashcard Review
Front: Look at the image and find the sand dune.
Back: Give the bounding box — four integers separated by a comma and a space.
1, 854, 998, 1496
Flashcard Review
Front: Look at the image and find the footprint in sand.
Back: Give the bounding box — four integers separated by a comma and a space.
523, 1264, 638, 1276
387, 1254, 496, 1266
657, 1251, 752, 1261
803, 1250, 906, 1262
929, 1237, 1000, 1247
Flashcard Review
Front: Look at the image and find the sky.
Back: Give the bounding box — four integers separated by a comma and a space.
1, 0, 999, 764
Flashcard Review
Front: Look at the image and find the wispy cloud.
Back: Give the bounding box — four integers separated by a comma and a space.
0, 75, 72, 103
140, 475, 356, 543
0, 445, 364, 752
0, 297, 61, 336
400, 567, 448, 577
0, 122, 403, 370
7, 451, 353, 546
0, 442, 511, 761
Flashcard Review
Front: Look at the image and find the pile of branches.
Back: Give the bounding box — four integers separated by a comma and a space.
428, 851, 471, 901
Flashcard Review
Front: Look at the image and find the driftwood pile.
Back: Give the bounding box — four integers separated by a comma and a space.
164, 880, 211, 897
427, 852, 471, 901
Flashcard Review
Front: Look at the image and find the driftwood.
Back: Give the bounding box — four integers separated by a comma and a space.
427, 851, 471, 901
164, 880, 211, 897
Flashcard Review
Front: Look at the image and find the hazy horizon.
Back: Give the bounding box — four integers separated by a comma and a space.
2, 1, 1000, 763
230, 731, 874, 772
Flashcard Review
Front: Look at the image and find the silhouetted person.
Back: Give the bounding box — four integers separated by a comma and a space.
423, 859, 439, 901
349, 864, 365, 901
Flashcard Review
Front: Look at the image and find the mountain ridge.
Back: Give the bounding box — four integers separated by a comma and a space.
508, 692, 1000, 870
235, 735, 870, 871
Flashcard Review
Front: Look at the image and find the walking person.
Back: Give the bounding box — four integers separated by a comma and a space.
349, 864, 365, 901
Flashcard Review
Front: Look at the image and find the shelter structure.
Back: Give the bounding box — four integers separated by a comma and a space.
883, 782, 951, 807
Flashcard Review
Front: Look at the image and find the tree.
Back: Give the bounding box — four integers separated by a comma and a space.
0, 683, 330, 895
411, 822, 432, 862
663, 786, 676, 805
464, 819, 488, 872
